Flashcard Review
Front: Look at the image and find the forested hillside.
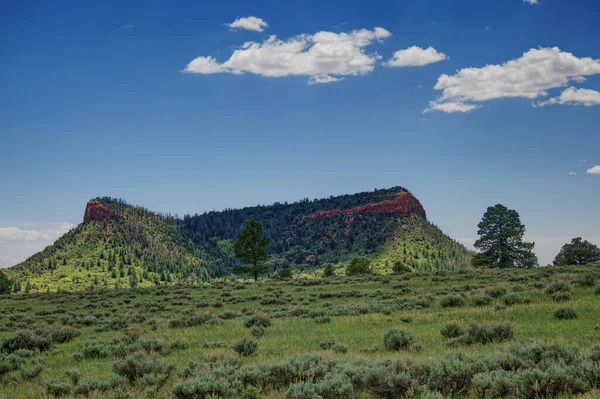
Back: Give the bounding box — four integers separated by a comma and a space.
6, 187, 472, 292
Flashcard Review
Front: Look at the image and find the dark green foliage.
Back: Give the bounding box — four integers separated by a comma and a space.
112, 352, 175, 384
392, 261, 412, 274
346, 258, 371, 276
485, 286, 507, 298
382, 328, 421, 351
546, 281, 571, 295
0, 331, 53, 354
233, 220, 270, 281
322, 264, 336, 277
277, 268, 294, 280
553, 237, 600, 266
0, 271, 11, 295
460, 323, 514, 345
554, 307, 578, 320
46, 381, 71, 397
232, 338, 258, 357
472, 204, 537, 268
440, 323, 465, 339
0, 354, 23, 379
439, 295, 466, 308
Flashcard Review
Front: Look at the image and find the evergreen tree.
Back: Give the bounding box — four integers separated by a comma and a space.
25, 281, 31, 293
473, 204, 537, 268
553, 237, 600, 266
233, 220, 270, 281
0, 270, 11, 295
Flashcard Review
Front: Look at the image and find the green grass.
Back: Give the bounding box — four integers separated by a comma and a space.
1, 264, 599, 398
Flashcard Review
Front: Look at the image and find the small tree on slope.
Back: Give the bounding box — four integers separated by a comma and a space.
553, 237, 600, 266
233, 220, 270, 281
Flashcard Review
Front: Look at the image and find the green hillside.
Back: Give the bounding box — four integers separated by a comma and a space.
6, 187, 472, 292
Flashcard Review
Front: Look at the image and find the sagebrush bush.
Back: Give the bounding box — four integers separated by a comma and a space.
439, 295, 466, 308
383, 328, 421, 351
551, 290, 572, 302
460, 323, 514, 345
471, 295, 493, 307
244, 313, 271, 329
485, 286, 507, 298
546, 281, 571, 295
112, 352, 174, 384
46, 381, 71, 397
232, 338, 258, 357
0, 331, 52, 354
554, 307, 578, 320
314, 315, 332, 324
441, 323, 465, 339
250, 325, 265, 338
502, 293, 531, 306
21, 364, 43, 381
172, 378, 233, 399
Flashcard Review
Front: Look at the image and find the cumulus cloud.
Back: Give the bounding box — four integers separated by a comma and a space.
587, 165, 600, 175
384, 46, 448, 67
536, 87, 600, 107
0, 222, 75, 268
184, 27, 392, 83
427, 47, 600, 112
524, 0, 540, 4
228, 16, 268, 32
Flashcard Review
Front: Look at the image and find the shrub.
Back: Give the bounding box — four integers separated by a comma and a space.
0, 354, 23, 379
439, 295, 466, 308
441, 323, 465, 339
21, 364, 43, 381
502, 293, 531, 306
250, 325, 265, 338
170, 339, 190, 350
400, 316, 413, 323
112, 353, 174, 384
393, 261, 412, 274
322, 264, 336, 278
551, 291, 572, 302
314, 316, 332, 324
554, 307, 578, 320
346, 258, 371, 276
46, 381, 71, 397
575, 273, 596, 287
47, 325, 81, 344
244, 313, 271, 329
232, 338, 258, 357
286, 381, 319, 399
471, 295, 493, 307
596, 285, 600, 295
66, 368, 80, 385
383, 328, 421, 351
172, 378, 233, 399
546, 281, 571, 295
461, 323, 514, 345
0, 331, 53, 354
485, 286, 507, 298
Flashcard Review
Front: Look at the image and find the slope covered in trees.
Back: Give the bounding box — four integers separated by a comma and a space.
6, 187, 472, 292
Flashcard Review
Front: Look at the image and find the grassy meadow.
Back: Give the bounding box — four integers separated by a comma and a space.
1, 264, 600, 398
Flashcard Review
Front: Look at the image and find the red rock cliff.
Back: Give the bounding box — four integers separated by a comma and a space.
84, 200, 113, 223
302, 191, 426, 220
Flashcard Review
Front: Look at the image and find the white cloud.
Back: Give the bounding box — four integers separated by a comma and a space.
524, 0, 540, 4
536, 87, 600, 107
424, 101, 480, 113
384, 46, 448, 67
428, 47, 600, 112
587, 165, 600, 174
568, 172, 577, 175
228, 16, 268, 32
0, 222, 74, 268
184, 27, 392, 83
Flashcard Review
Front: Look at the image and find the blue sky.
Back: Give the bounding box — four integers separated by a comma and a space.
1, 0, 599, 267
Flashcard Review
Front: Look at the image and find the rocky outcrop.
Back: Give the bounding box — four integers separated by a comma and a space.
302, 191, 426, 220
84, 200, 113, 223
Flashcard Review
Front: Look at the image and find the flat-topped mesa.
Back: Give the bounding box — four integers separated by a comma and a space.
302, 191, 427, 220
84, 200, 113, 223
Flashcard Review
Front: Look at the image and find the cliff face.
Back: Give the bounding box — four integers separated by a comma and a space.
302, 191, 426, 220
83, 200, 113, 222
